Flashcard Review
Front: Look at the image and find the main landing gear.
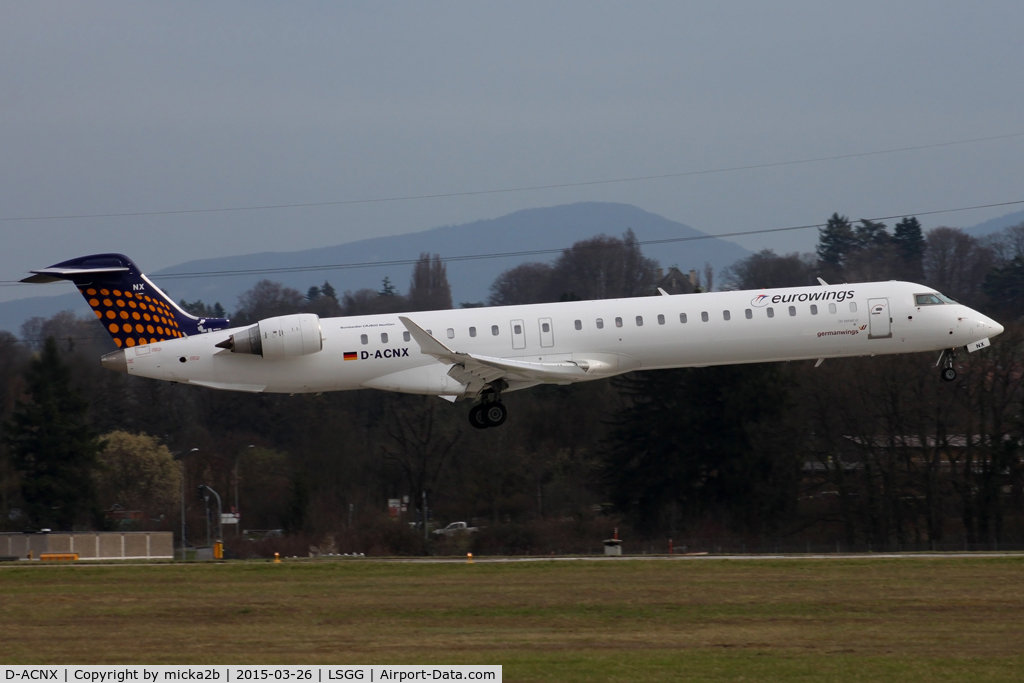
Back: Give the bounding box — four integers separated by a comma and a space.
939, 348, 959, 382
469, 394, 507, 429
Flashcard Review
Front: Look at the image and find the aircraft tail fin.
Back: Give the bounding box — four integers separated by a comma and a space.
22, 253, 230, 348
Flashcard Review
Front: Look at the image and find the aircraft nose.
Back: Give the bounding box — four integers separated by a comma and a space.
982, 314, 1005, 338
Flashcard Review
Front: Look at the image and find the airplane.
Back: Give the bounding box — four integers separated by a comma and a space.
22, 253, 1004, 429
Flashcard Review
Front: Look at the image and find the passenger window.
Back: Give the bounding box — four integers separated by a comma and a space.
381, 333, 388, 343
636, 316, 643, 326
828, 303, 837, 314
596, 318, 604, 329
447, 328, 455, 339
403, 331, 411, 342
810, 305, 818, 315
491, 325, 499, 336
657, 314, 665, 325
745, 309, 752, 319
723, 310, 731, 321
360, 334, 368, 345
679, 313, 687, 323
615, 317, 623, 328
849, 302, 857, 312
767, 307, 775, 318
789, 306, 796, 316
513, 324, 522, 334
701, 311, 709, 322
574, 319, 582, 330
542, 322, 550, 332
469, 327, 477, 337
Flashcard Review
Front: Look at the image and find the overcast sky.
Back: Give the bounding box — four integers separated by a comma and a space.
3, 2, 1023, 302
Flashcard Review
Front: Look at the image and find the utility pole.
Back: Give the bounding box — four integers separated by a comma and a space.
422, 490, 428, 542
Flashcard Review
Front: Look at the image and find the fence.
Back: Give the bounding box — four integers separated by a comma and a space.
0, 532, 174, 560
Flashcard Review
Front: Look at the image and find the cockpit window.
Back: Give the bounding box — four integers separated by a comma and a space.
915, 293, 944, 306
937, 293, 957, 304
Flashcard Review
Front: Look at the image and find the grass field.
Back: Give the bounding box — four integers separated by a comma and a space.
1, 556, 1022, 681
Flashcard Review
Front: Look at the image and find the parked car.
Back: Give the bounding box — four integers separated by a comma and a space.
432, 521, 479, 537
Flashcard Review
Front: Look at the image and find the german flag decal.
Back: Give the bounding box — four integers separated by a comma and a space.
344, 352, 358, 361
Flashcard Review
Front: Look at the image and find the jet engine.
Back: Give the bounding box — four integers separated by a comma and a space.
216, 313, 323, 359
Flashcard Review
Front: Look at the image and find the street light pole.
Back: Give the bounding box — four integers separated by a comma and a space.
174, 448, 199, 561
198, 484, 223, 544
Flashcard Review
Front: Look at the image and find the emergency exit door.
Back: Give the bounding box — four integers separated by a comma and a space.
538, 318, 554, 347
510, 319, 526, 349
868, 298, 892, 339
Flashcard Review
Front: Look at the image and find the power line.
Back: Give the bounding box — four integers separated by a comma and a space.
2, 198, 1022, 287
1, 132, 1022, 224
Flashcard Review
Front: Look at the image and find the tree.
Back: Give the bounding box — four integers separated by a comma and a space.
854, 219, 889, 249
488, 262, 556, 306
893, 217, 925, 278
983, 257, 1024, 319
379, 277, 398, 298
408, 254, 452, 311
179, 299, 226, 318
93, 431, 178, 515
603, 364, 799, 538
817, 213, 856, 267
546, 229, 659, 301
3, 338, 105, 529
923, 227, 995, 307
720, 250, 817, 290
234, 280, 304, 325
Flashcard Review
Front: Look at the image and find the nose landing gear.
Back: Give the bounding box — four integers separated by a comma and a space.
938, 348, 959, 382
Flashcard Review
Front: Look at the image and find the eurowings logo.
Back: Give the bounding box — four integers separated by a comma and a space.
751, 294, 770, 307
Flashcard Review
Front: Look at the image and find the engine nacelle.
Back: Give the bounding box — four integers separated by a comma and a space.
216, 313, 323, 359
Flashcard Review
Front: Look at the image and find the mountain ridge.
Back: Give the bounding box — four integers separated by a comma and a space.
1, 202, 749, 334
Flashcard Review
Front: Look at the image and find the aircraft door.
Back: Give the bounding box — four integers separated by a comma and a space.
510, 319, 526, 350
868, 298, 892, 339
538, 318, 554, 348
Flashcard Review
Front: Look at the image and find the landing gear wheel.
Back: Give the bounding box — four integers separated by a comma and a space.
941, 367, 957, 382
483, 403, 507, 427
469, 404, 489, 429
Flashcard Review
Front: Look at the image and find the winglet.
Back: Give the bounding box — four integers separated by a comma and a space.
398, 316, 456, 360
817, 277, 829, 286
657, 287, 670, 297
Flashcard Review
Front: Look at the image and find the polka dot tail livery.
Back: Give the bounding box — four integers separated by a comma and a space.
20, 253, 230, 347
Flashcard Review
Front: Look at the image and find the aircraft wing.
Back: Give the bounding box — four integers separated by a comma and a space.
398, 316, 589, 390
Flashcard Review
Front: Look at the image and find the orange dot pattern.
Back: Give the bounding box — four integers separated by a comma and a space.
80, 287, 185, 348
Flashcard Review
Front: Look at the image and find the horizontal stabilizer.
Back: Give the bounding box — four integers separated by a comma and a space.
22, 253, 230, 349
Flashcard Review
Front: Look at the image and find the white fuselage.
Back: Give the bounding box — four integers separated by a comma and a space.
119, 281, 1003, 397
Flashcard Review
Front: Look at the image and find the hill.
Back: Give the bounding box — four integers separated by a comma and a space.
1, 202, 749, 334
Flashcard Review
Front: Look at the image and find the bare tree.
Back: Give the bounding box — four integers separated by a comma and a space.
923, 228, 995, 306
408, 253, 452, 311
546, 229, 659, 301
234, 280, 305, 324
488, 262, 555, 306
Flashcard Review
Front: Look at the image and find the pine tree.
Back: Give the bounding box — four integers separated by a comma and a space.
893, 216, 925, 277
320, 281, 337, 301
855, 219, 889, 248
3, 338, 105, 529
817, 213, 856, 266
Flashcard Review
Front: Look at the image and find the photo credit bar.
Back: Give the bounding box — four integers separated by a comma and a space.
1, 667, 501, 683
